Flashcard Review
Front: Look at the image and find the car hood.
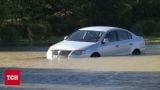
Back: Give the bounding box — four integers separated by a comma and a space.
49, 40, 96, 51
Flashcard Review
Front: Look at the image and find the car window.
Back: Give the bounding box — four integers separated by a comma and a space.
117, 30, 132, 41
67, 30, 104, 42
105, 31, 118, 42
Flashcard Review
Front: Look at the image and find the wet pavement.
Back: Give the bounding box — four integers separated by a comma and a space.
0, 45, 160, 90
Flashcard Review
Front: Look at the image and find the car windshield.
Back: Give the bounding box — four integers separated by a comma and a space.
66, 30, 104, 42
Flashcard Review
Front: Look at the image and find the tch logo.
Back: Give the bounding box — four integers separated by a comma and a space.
4, 70, 20, 85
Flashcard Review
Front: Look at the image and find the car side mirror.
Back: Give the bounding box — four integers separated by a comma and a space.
102, 38, 109, 44
64, 36, 68, 40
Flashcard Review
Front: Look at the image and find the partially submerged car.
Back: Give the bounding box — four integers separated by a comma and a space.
47, 26, 145, 60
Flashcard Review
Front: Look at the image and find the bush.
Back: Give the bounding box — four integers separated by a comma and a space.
27, 23, 50, 41
47, 16, 79, 36
153, 21, 160, 36
131, 20, 156, 35
0, 23, 22, 42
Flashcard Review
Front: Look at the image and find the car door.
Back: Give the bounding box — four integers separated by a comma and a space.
101, 31, 121, 56
116, 30, 133, 55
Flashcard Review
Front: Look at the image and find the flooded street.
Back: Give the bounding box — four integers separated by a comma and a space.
0, 52, 160, 72
1, 67, 160, 90
0, 45, 160, 90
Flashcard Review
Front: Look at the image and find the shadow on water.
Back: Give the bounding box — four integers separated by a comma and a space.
0, 67, 160, 89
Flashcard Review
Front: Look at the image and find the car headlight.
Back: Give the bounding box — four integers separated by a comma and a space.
72, 50, 86, 55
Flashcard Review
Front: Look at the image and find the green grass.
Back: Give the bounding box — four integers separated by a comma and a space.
0, 36, 64, 46
145, 36, 160, 44
1, 36, 160, 46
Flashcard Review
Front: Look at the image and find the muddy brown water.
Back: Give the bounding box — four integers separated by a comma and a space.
0, 51, 160, 72
0, 45, 160, 90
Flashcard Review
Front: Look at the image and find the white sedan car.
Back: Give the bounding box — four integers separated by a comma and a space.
47, 26, 145, 59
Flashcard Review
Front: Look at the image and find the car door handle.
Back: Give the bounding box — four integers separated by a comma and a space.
115, 45, 119, 48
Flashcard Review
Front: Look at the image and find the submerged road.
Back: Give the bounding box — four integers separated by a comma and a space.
0, 45, 160, 90
0, 68, 160, 90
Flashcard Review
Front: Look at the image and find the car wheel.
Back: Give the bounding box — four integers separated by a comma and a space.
132, 49, 141, 55
90, 53, 101, 57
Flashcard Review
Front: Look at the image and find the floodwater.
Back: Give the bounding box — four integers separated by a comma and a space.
0, 52, 160, 72
0, 45, 160, 90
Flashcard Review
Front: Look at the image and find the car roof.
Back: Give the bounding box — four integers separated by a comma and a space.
79, 26, 123, 32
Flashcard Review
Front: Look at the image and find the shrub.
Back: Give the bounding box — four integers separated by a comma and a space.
27, 23, 50, 41
0, 23, 22, 42
153, 21, 160, 36
131, 20, 156, 35
47, 16, 79, 36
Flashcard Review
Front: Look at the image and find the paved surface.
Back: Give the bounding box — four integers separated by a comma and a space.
0, 45, 160, 90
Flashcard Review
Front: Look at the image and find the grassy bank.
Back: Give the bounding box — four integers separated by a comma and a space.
0, 36, 63, 46
145, 36, 160, 44
0, 36, 160, 46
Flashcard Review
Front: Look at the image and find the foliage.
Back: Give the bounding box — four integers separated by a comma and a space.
0, 0, 160, 43
131, 20, 156, 35
27, 23, 50, 41
0, 23, 22, 42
